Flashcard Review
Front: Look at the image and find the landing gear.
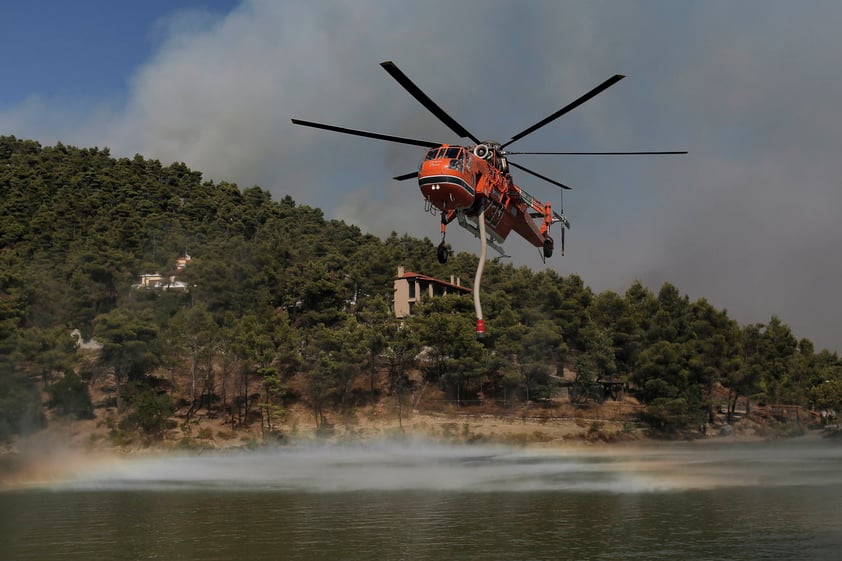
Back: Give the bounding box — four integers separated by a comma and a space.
543, 237, 554, 259
437, 242, 449, 264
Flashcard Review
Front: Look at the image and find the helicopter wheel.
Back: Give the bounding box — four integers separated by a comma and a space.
543, 238, 554, 259
437, 243, 449, 264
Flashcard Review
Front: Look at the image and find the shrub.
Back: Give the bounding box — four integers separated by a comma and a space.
118, 383, 175, 440
49, 370, 95, 419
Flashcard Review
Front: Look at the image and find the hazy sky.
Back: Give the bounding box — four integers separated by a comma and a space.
2, 0, 840, 352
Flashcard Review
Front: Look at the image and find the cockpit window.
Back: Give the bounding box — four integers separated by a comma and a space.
425, 147, 465, 162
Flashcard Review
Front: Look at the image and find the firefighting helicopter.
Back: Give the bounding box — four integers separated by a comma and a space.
292, 61, 685, 264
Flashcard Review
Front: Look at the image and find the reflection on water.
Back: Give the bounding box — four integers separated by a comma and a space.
3, 438, 842, 561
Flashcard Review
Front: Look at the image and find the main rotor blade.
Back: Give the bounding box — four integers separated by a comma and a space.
509, 161, 572, 190
380, 61, 481, 144
393, 171, 419, 181
291, 119, 440, 148
505, 150, 688, 155
502, 74, 626, 149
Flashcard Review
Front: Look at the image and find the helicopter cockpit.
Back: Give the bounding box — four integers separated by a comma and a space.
424, 146, 463, 160
425, 146, 467, 172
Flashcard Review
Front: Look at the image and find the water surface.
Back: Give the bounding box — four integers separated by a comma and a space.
2, 438, 841, 560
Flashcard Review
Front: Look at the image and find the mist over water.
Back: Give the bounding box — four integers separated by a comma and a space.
5, 439, 842, 561
50, 438, 842, 494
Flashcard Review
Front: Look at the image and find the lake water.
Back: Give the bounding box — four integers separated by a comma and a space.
2, 438, 842, 560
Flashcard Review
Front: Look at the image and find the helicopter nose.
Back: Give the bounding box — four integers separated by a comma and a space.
419, 177, 474, 210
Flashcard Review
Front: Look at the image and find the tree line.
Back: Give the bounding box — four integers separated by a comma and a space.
1, 135, 840, 442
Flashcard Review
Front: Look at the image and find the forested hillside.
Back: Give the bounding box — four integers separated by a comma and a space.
1, 135, 840, 444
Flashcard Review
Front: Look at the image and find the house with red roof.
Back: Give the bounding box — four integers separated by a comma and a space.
393, 266, 471, 318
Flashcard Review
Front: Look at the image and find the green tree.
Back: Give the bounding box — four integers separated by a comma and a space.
49, 370, 95, 419
633, 341, 703, 430
591, 290, 644, 377
684, 299, 741, 422
118, 382, 175, 441
3, 133, 837, 441
189, 238, 275, 318
355, 295, 393, 400
303, 350, 338, 430
383, 324, 420, 428
484, 307, 527, 404
410, 296, 487, 405
94, 307, 160, 412
752, 316, 798, 407
229, 311, 298, 427
624, 280, 657, 344
541, 272, 593, 353
0, 252, 28, 340
164, 304, 219, 419
572, 326, 616, 403
520, 319, 566, 401
0, 354, 44, 441
317, 317, 368, 412
16, 326, 77, 391
259, 369, 286, 436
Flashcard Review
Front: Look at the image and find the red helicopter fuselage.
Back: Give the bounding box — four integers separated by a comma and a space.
417, 144, 553, 252
292, 60, 683, 263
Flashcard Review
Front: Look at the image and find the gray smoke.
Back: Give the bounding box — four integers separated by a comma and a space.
2, 0, 840, 350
